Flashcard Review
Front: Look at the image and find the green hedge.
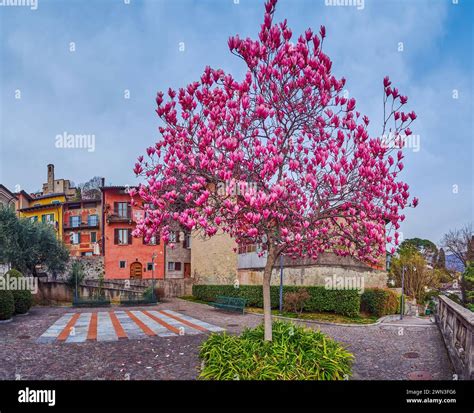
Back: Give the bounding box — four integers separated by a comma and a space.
0, 289, 15, 320
6, 269, 33, 315
192, 284, 361, 317
199, 321, 354, 380
360, 288, 398, 317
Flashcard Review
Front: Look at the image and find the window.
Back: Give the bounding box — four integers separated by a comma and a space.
30, 216, 38, 223
183, 233, 191, 249
82, 252, 93, 257
147, 263, 154, 271
143, 234, 160, 245
42, 213, 54, 224
70, 232, 80, 244
169, 231, 180, 243
119, 261, 126, 268
114, 229, 132, 245
88, 214, 98, 226
70, 216, 81, 228
51, 200, 60, 204
167, 262, 182, 271
115, 202, 130, 218
90, 232, 97, 243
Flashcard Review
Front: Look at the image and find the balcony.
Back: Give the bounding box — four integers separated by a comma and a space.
63, 221, 99, 230
106, 214, 133, 224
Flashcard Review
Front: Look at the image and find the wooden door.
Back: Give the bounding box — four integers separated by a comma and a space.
130, 262, 143, 279
184, 263, 191, 278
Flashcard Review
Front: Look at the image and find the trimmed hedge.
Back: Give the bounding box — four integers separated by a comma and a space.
6, 269, 33, 315
0, 289, 15, 320
360, 288, 398, 317
192, 284, 361, 317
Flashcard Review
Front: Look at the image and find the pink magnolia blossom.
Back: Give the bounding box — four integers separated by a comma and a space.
133, 0, 418, 340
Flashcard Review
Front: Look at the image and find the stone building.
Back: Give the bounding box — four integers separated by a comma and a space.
0, 184, 17, 208
42, 164, 76, 200
191, 232, 388, 288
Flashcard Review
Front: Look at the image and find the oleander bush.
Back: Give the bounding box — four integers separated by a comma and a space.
192, 284, 361, 317
360, 288, 398, 317
5, 269, 32, 315
199, 321, 354, 380
283, 288, 310, 314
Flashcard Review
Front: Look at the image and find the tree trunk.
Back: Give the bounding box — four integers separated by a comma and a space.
263, 245, 278, 341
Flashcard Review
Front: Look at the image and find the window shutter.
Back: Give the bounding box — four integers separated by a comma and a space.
127, 203, 132, 218
176, 262, 182, 271
114, 229, 119, 244
128, 229, 133, 244
176, 231, 180, 242
78, 232, 81, 243
114, 202, 118, 215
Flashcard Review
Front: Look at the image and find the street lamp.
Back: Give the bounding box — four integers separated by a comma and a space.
279, 253, 284, 313
151, 252, 157, 302
400, 265, 405, 320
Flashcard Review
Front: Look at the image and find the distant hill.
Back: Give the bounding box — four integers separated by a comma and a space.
446, 254, 465, 273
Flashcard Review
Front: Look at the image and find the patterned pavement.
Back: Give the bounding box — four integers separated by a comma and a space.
37, 309, 224, 344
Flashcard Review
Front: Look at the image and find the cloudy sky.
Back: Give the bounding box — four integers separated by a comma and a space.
0, 0, 472, 245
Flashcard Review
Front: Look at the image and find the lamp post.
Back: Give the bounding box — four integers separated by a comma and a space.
151, 252, 157, 302
279, 253, 284, 313
400, 265, 405, 320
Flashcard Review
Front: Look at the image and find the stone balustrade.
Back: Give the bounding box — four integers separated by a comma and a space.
437, 295, 474, 380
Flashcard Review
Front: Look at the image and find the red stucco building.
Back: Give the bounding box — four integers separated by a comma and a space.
101, 186, 165, 280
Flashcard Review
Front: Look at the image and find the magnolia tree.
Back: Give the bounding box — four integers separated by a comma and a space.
133, 0, 418, 340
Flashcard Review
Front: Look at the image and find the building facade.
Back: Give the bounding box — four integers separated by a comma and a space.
17, 192, 66, 239
63, 199, 102, 257
101, 186, 165, 280
165, 228, 191, 279
0, 184, 17, 208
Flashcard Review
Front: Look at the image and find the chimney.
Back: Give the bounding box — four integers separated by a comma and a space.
47, 164, 54, 193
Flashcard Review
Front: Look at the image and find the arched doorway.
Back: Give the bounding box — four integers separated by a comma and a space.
130, 261, 143, 280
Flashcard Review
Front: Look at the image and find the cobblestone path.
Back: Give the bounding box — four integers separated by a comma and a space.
0, 299, 453, 380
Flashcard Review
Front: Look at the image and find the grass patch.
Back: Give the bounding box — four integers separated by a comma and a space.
247, 307, 378, 324
179, 295, 211, 306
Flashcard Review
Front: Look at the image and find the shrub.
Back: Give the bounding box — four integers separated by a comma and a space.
192, 285, 361, 317
0, 285, 15, 321
361, 288, 398, 317
5, 269, 33, 315
67, 261, 85, 289
283, 289, 310, 314
199, 321, 353, 380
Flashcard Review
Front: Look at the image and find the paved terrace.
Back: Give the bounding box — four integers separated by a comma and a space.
0, 299, 453, 380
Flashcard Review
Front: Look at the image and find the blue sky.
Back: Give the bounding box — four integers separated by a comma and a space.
0, 0, 472, 245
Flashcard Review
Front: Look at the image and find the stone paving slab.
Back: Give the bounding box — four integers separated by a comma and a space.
36, 309, 224, 344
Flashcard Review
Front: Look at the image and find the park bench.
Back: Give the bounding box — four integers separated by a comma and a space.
72, 297, 111, 308
211, 296, 246, 314
120, 297, 158, 306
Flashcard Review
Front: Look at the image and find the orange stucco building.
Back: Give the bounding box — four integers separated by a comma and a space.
101, 186, 165, 280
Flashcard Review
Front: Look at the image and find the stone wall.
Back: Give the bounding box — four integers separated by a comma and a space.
239, 265, 387, 289
191, 231, 238, 285
437, 295, 474, 380
53, 256, 104, 281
